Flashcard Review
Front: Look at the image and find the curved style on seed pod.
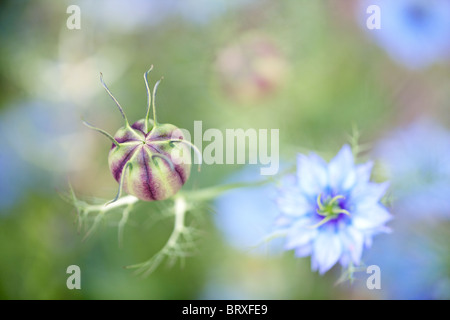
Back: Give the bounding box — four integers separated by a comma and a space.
83, 66, 201, 203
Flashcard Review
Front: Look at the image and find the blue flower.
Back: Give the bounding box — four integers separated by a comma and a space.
376, 119, 450, 219
275, 145, 391, 274
361, 228, 449, 299
360, 0, 450, 69
0, 101, 90, 212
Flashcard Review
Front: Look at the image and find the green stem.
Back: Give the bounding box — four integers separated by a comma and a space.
125, 196, 188, 276
180, 180, 268, 202
118, 204, 132, 248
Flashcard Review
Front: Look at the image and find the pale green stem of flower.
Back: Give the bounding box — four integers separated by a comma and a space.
65, 190, 139, 242
84, 195, 139, 213
348, 124, 371, 160
335, 261, 367, 286
118, 203, 132, 248
126, 195, 193, 277
248, 229, 288, 254
80, 194, 139, 242
180, 180, 268, 202
66, 178, 273, 275
350, 123, 360, 159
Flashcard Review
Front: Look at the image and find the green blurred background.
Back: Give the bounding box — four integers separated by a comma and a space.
0, 0, 449, 299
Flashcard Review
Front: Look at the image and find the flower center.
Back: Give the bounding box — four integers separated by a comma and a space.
317, 194, 349, 218
310, 194, 350, 229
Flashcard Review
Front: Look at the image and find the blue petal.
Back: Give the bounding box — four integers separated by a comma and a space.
328, 144, 355, 191
277, 175, 313, 217
284, 219, 318, 250
297, 153, 328, 196
276, 192, 312, 217
312, 228, 342, 274
354, 161, 374, 185
342, 170, 357, 192
274, 214, 294, 227
363, 225, 392, 248
339, 226, 364, 265
352, 204, 392, 230
351, 181, 390, 206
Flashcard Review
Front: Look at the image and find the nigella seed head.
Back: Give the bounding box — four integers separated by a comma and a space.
84, 66, 200, 203
108, 120, 191, 202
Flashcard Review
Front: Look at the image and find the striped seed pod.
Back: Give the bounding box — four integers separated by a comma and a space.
83, 66, 200, 203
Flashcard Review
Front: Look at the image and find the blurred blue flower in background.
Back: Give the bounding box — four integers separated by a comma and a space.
376, 119, 450, 220
0, 144, 32, 211
275, 145, 391, 274
214, 166, 284, 256
360, 0, 450, 69
0, 101, 92, 212
362, 226, 450, 299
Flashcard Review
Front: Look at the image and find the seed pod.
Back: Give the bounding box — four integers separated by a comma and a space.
84, 66, 200, 203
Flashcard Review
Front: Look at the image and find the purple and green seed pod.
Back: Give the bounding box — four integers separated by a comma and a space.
84, 66, 200, 203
